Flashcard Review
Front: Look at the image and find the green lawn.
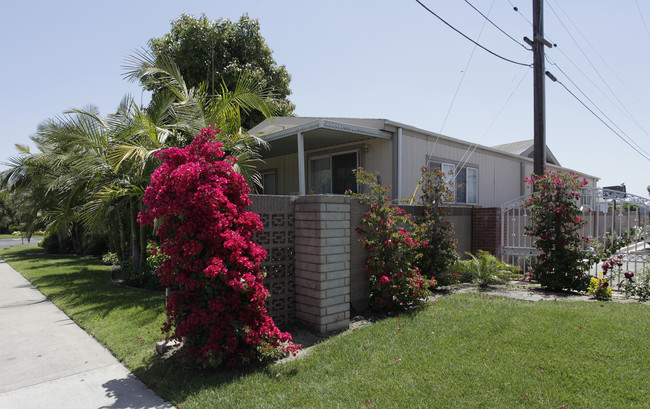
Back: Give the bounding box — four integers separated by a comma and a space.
0, 234, 42, 239
2, 245, 649, 408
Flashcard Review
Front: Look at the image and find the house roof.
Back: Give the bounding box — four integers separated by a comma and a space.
250, 117, 595, 179
250, 118, 391, 157
491, 140, 561, 166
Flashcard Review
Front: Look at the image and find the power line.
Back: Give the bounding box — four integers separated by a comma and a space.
545, 0, 649, 137
455, 67, 531, 174
550, 62, 650, 158
414, 0, 532, 67
440, 0, 496, 134
552, 77, 650, 163
546, 54, 650, 141
506, 0, 533, 26
504, 2, 650, 164
634, 0, 650, 40
463, 0, 531, 50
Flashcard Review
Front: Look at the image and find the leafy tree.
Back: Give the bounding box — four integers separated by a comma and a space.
145, 13, 294, 130
0, 194, 17, 233
2, 53, 275, 269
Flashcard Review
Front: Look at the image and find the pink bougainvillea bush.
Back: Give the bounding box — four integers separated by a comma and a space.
138, 127, 299, 367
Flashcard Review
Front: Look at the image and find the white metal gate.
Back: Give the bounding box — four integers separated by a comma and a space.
501, 188, 650, 285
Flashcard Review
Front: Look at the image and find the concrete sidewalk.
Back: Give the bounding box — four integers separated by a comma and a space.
0, 259, 174, 409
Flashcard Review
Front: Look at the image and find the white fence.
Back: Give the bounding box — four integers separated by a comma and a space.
501, 188, 650, 286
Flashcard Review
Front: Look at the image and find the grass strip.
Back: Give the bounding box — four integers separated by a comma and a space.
2, 245, 649, 408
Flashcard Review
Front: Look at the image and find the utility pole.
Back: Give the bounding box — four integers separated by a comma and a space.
532, 0, 547, 176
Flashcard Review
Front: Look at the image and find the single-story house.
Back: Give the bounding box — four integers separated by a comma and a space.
249, 117, 599, 207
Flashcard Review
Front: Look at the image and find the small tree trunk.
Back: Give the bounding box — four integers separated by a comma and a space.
130, 198, 141, 267
118, 219, 127, 261
139, 220, 147, 266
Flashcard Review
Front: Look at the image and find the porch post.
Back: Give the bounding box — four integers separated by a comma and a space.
297, 132, 306, 195
396, 127, 403, 200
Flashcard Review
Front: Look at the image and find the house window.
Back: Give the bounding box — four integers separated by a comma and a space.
429, 161, 478, 204
261, 171, 277, 195
309, 151, 359, 194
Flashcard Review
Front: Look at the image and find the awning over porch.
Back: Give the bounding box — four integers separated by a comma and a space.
255, 118, 392, 158
251, 118, 392, 195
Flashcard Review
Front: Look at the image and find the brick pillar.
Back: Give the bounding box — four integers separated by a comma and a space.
471, 207, 502, 256
294, 195, 351, 334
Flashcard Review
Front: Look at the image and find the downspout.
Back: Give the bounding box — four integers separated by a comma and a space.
396, 127, 403, 200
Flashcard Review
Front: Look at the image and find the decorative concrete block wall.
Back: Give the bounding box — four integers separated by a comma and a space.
248, 195, 296, 328
294, 195, 351, 334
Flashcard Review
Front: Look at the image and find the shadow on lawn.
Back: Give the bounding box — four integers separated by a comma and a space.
131, 345, 306, 404
3, 246, 431, 405
1, 246, 164, 319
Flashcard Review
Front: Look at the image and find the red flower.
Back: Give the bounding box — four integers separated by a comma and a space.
139, 128, 299, 367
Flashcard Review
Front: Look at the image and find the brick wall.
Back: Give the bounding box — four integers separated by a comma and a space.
471, 207, 502, 256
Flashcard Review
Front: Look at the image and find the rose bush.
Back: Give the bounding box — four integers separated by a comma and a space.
620, 271, 650, 302
415, 166, 459, 284
138, 127, 299, 367
350, 168, 434, 311
524, 169, 595, 292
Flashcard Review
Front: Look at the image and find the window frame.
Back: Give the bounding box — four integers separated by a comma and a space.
427, 158, 479, 205
308, 149, 360, 194
260, 169, 277, 195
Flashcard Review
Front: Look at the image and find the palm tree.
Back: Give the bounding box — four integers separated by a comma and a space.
1, 107, 119, 253
1, 51, 276, 267
122, 50, 273, 189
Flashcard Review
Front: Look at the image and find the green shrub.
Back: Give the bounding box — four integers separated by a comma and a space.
101, 252, 120, 265
587, 277, 612, 300
38, 233, 73, 254
120, 261, 163, 291
451, 250, 521, 287
109, 243, 166, 291
432, 270, 462, 287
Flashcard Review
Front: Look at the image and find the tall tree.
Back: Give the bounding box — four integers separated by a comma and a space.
122, 51, 272, 188
146, 13, 294, 130
2, 52, 275, 266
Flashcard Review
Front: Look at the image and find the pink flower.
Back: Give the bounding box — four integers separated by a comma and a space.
138, 128, 299, 367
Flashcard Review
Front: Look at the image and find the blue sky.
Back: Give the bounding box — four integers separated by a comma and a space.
2, 0, 649, 197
